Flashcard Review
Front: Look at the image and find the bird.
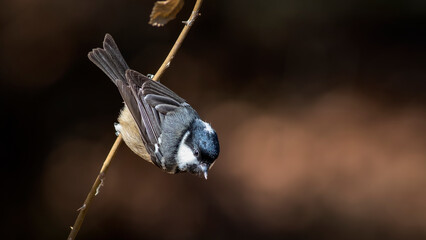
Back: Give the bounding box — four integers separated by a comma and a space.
88, 34, 219, 179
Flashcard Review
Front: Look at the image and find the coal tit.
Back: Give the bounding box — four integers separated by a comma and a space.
88, 34, 219, 179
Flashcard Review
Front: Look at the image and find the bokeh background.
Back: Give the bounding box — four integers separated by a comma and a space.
1, 0, 426, 239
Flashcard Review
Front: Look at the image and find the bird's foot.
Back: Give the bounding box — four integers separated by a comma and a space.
114, 122, 122, 136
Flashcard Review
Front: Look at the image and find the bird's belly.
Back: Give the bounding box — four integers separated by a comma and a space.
117, 105, 152, 163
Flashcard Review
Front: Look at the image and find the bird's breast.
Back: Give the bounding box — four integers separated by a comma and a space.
117, 105, 152, 162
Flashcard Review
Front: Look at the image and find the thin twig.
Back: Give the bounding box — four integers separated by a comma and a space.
67, 134, 122, 240
67, 0, 204, 239
153, 0, 204, 81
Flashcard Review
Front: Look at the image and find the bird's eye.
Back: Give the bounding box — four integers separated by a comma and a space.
194, 149, 200, 157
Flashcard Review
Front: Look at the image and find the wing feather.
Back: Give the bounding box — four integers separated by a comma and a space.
145, 94, 181, 107
142, 80, 186, 104
155, 104, 179, 114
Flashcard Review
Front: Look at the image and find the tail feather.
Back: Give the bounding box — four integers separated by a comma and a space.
88, 34, 129, 85
88, 33, 144, 144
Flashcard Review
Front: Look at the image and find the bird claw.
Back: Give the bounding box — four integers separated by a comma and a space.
114, 122, 121, 136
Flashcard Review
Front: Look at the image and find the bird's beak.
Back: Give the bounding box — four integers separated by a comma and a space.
200, 164, 209, 180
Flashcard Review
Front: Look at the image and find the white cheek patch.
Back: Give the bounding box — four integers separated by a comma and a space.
177, 144, 197, 169
203, 121, 214, 134
176, 131, 198, 170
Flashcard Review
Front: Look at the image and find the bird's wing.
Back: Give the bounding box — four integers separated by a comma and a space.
125, 70, 186, 166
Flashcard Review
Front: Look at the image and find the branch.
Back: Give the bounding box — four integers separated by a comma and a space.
67, 135, 122, 240
153, 0, 203, 81
67, 0, 204, 239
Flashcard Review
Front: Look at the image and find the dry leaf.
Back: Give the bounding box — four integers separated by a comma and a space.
149, 0, 184, 27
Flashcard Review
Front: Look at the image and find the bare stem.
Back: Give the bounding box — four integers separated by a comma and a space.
67, 0, 204, 239
67, 134, 122, 240
153, 0, 204, 81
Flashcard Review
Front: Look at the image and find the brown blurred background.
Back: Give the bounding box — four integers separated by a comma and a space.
1, 0, 426, 239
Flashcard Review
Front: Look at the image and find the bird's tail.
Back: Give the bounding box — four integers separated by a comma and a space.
88, 34, 129, 85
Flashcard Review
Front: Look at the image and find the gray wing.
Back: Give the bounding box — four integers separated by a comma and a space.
125, 70, 187, 165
